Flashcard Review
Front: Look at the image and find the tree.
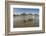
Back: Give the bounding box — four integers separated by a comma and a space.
21, 13, 26, 15
21, 13, 26, 23
13, 14, 16, 16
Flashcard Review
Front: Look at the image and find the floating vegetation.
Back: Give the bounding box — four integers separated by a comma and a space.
28, 19, 33, 21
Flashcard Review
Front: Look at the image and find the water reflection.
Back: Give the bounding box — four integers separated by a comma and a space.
13, 15, 39, 28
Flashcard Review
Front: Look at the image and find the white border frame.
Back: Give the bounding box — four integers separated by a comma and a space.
10, 5, 42, 32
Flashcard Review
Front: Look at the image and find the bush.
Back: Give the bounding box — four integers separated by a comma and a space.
23, 20, 26, 22
28, 19, 33, 21
13, 14, 16, 16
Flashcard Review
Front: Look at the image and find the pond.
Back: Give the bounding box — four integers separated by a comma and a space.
13, 15, 39, 28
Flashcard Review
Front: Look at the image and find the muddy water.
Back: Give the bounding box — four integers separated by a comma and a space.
13, 15, 39, 28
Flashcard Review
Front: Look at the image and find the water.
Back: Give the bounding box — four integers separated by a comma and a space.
33, 15, 39, 27
13, 15, 39, 28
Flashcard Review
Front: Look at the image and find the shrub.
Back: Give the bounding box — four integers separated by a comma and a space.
28, 19, 33, 21
13, 14, 16, 16
23, 20, 26, 22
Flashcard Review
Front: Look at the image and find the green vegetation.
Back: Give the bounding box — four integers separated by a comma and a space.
13, 13, 39, 16
21, 13, 26, 15
13, 14, 16, 16
28, 19, 33, 21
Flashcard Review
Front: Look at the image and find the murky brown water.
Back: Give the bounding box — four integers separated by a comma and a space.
13, 15, 39, 28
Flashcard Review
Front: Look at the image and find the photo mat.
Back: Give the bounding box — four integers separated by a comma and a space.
10, 5, 42, 32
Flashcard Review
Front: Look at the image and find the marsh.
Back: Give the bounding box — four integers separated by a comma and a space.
13, 15, 39, 28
